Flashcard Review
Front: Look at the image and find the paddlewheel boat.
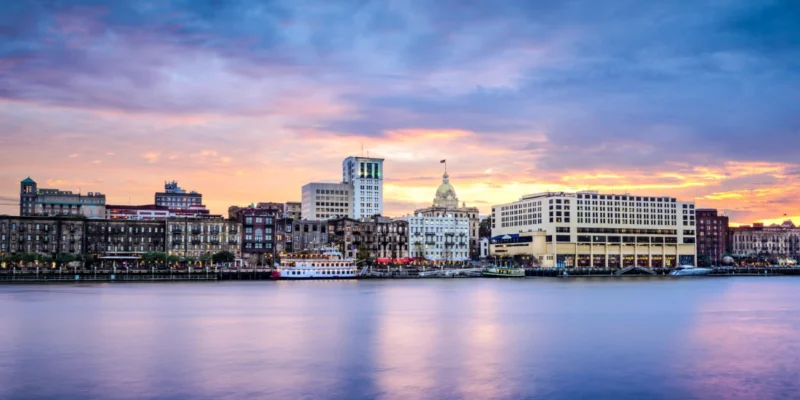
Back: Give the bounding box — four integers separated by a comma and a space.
272, 248, 358, 279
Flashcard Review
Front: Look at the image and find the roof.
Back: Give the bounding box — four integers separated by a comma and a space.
21, 177, 35, 184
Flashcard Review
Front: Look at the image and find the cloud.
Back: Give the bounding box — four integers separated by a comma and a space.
142, 152, 160, 164
0, 0, 798, 226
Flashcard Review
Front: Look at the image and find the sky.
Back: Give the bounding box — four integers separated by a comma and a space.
1, 0, 799, 225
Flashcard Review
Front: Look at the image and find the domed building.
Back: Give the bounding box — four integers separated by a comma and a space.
433, 172, 460, 209
414, 170, 481, 259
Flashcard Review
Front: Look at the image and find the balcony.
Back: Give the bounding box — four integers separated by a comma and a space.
173, 228, 183, 234
229, 229, 239, 235
228, 239, 238, 245
191, 240, 201, 245
210, 240, 220, 245
191, 229, 202, 235
172, 239, 182, 245
210, 229, 221, 235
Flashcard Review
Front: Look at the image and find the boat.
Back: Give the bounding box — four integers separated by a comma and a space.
273, 248, 358, 279
669, 265, 712, 276
482, 266, 525, 278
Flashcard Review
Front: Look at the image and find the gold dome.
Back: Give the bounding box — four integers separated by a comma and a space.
433, 172, 459, 208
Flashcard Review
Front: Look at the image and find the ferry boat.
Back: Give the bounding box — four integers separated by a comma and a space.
669, 265, 712, 276
272, 248, 358, 279
482, 266, 526, 278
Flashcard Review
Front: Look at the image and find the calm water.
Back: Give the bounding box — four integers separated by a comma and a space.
1, 278, 799, 400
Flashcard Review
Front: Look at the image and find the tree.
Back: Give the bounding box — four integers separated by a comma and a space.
22, 253, 37, 265
199, 253, 212, 266
56, 253, 76, 265
356, 244, 371, 262
697, 254, 712, 267
166, 255, 181, 264
80, 253, 96, 267
212, 251, 236, 264
478, 216, 493, 238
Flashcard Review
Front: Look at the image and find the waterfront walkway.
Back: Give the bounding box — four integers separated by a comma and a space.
2, 266, 800, 282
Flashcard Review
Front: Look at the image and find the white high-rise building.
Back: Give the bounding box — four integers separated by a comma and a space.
301, 182, 354, 220
342, 156, 384, 219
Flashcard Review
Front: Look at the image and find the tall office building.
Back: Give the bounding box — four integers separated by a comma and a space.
342, 156, 384, 219
301, 182, 353, 220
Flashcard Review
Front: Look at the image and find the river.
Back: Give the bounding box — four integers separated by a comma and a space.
1, 277, 799, 399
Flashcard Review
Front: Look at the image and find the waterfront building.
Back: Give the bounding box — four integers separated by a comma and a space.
84, 220, 166, 263
696, 209, 729, 265
0, 216, 85, 257
275, 216, 294, 254
403, 213, 470, 262
414, 171, 480, 259
328, 217, 362, 259
490, 191, 697, 268
328, 216, 409, 260
166, 217, 241, 259
301, 182, 353, 220
284, 201, 302, 220
342, 156, 384, 219
290, 219, 330, 253
231, 204, 279, 265
19, 177, 106, 219
367, 218, 409, 260
155, 181, 204, 211
731, 221, 800, 259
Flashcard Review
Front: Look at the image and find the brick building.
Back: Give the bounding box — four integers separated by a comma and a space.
695, 209, 729, 266
230, 205, 279, 265
166, 217, 241, 260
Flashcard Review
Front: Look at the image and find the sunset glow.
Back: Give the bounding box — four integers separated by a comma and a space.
1, 1, 798, 226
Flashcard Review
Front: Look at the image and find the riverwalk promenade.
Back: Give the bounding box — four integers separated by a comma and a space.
2, 265, 800, 282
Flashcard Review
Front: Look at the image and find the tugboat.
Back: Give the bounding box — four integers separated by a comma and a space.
482, 265, 526, 278
273, 248, 358, 279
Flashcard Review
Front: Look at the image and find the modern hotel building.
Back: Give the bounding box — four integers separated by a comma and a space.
490, 191, 697, 268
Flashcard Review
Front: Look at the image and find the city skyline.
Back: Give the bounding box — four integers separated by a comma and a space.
2, 1, 799, 225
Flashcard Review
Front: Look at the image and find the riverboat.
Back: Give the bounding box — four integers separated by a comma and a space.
482, 266, 526, 278
272, 248, 358, 279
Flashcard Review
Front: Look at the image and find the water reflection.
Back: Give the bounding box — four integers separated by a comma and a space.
682, 278, 800, 400
0, 278, 799, 399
